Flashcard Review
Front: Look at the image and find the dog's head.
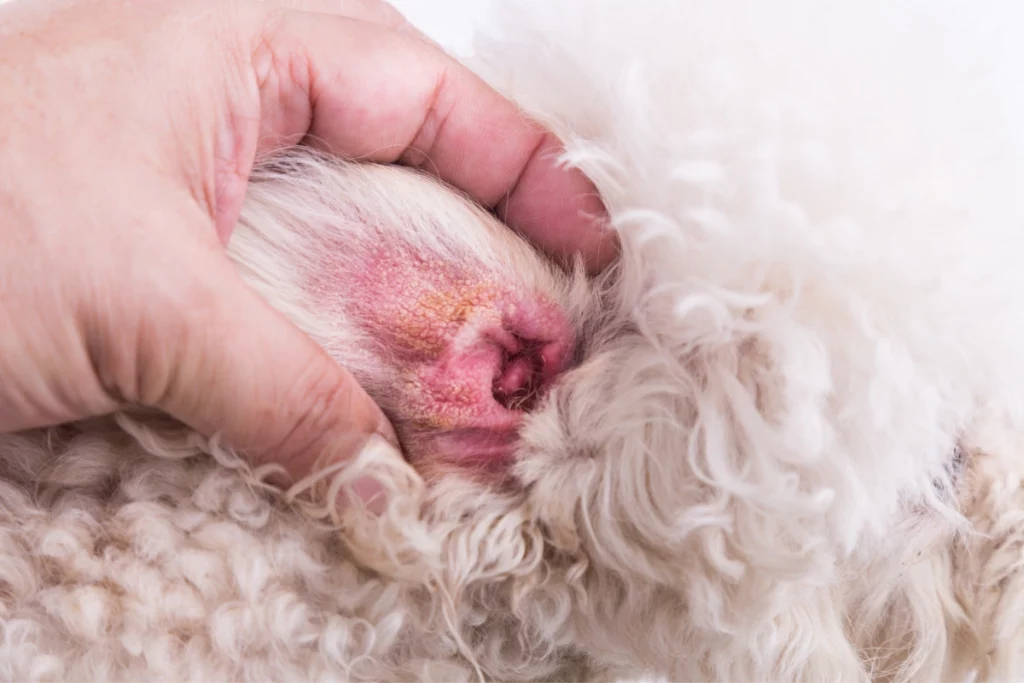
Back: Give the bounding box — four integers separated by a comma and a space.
226, 1, 1024, 680
224, 144, 976, 681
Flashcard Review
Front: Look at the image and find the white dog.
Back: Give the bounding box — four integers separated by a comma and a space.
3, 1, 1024, 681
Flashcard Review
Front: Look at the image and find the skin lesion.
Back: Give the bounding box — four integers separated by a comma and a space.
398, 282, 504, 356
349, 248, 508, 360
399, 339, 511, 430
332, 242, 574, 474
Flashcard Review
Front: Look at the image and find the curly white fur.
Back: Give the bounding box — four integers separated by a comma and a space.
2, 1, 1024, 681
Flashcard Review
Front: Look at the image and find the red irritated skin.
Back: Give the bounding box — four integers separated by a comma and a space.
343, 247, 576, 482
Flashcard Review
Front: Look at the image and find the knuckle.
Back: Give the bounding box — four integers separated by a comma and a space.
400, 69, 451, 170
267, 363, 366, 469
83, 298, 169, 409
90, 264, 218, 411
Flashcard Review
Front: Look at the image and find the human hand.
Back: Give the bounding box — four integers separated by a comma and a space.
0, 0, 614, 500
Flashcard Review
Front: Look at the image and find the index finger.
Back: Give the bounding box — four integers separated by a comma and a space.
251, 9, 618, 272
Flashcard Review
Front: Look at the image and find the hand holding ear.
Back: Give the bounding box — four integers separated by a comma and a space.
0, 0, 614, 500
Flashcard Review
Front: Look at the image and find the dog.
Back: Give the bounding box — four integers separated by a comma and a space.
3, 1, 1024, 681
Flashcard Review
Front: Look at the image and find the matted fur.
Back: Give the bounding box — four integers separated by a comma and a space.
3, 1, 1024, 681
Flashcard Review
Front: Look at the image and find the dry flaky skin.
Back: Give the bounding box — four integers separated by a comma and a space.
5, 1, 1024, 681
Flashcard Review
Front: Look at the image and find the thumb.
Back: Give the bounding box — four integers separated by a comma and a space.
149, 248, 396, 504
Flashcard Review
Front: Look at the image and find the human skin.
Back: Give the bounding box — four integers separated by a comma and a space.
0, 0, 615, 502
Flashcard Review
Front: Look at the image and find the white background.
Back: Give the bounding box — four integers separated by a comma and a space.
387, 0, 493, 56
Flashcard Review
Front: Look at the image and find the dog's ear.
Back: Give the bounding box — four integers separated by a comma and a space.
230, 150, 585, 486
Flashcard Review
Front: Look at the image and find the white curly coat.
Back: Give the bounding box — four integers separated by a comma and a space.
3, 1, 1024, 681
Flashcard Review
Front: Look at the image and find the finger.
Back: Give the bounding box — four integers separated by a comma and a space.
250, 10, 618, 272
145, 245, 397, 502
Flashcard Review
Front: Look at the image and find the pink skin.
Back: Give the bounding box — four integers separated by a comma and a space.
341, 249, 574, 480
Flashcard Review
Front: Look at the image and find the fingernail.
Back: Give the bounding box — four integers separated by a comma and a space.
333, 432, 397, 515
349, 475, 388, 515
